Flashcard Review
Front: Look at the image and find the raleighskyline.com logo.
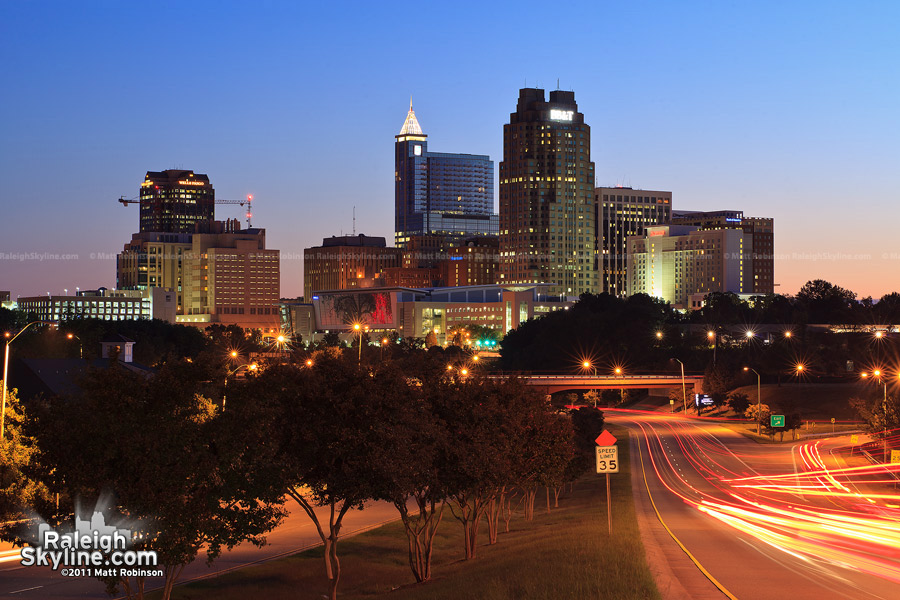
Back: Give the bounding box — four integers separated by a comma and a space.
19, 509, 160, 578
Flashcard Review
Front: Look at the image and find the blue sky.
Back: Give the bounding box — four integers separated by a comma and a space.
1, 0, 898, 299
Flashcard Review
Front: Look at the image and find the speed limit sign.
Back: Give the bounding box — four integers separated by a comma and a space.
595, 446, 619, 473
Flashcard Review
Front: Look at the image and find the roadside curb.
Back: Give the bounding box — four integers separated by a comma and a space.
627, 432, 727, 600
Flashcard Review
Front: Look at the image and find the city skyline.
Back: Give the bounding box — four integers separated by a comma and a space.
1, 1, 898, 300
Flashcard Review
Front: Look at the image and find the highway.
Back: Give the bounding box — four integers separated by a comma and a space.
0, 498, 405, 599
612, 409, 900, 600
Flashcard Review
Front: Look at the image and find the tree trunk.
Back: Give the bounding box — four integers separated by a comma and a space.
396, 494, 444, 582
449, 492, 487, 559
545, 487, 551, 513
486, 488, 505, 544
287, 487, 351, 598
524, 488, 536, 521
502, 490, 523, 532
553, 486, 561, 507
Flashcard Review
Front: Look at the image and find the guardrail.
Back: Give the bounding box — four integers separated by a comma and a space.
491, 374, 702, 380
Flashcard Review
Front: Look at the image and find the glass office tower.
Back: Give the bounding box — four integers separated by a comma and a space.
394, 102, 497, 247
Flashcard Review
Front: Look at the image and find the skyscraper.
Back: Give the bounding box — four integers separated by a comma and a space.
394, 102, 497, 248
499, 88, 596, 297
596, 186, 672, 297
139, 169, 215, 233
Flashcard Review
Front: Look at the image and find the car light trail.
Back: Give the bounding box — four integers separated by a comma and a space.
630, 417, 900, 586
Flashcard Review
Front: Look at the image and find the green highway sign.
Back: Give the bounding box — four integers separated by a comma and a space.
770, 415, 785, 428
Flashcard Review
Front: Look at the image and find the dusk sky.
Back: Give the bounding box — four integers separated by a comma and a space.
1, 1, 898, 300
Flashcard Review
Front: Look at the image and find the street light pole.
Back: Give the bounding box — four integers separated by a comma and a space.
2, 321, 48, 441
882, 379, 888, 463
66, 333, 83, 359
745, 367, 761, 435
222, 363, 257, 411
674, 358, 687, 413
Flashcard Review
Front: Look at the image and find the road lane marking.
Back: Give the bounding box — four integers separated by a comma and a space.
637, 433, 740, 600
9, 586, 44, 595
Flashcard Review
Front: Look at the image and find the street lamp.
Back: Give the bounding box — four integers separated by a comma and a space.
222, 362, 258, 410
744, 367, 762, 435
66, 332, 83, 359
674, 358, 688, 413
3, 321, 49, 440
707, 330, 717, 366
380, 337, 389, 361
353, 323, 362, 364
582, 360, 597, 407
305, 358, 313, 368
867, 370, 891, 463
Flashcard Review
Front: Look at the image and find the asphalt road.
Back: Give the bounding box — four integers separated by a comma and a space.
611, 408, 900, 600
0, 498, 405, 599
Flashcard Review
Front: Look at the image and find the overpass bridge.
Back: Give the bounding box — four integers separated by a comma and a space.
493, 374, 704, 395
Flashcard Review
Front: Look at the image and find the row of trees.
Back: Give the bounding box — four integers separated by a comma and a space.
1, 350, 605, 600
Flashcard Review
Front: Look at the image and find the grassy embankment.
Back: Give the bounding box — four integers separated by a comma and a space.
687, 382, 867, 442
162, 426, 660, 600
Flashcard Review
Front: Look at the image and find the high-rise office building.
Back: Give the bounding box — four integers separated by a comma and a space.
671, 210, 774, 294
394, 102, 497, 247
499, 88, 597, 297
596, 187, 672, 297
138, 170, 215, 233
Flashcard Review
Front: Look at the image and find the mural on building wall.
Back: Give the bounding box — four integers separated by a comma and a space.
318, 291, 394, 328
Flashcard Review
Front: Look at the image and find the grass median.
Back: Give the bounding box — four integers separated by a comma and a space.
165, 426, 659, 600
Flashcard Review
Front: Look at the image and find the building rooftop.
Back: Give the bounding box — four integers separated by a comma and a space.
398, 99, 424, 136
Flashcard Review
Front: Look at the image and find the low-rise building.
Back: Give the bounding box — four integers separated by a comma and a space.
309, 284, 571, 344
17, 288, 176, 323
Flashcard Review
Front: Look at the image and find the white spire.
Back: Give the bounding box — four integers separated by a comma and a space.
399, 98, 424, 136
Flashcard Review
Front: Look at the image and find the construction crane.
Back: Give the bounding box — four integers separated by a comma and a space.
117, 194, 254, 227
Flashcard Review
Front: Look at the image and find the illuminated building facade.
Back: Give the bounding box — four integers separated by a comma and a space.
18, 288, 176, 323
117, 220, 280, 330
670, 210, 774, 294
180, 223, 280, 327
596, 187, 672, 297
394, 102, 497, 247
303, 235, 402, 300
310, 284, 572, 343
499, 88, 597, 297
440, 238, 499, 288
626, 225, 751, 309
139, 170, 215, 233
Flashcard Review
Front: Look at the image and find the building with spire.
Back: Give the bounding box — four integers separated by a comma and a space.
499, 88, 597, 297
394, 101, 497, 248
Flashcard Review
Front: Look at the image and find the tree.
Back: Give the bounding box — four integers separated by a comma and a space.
31, 361, 285, 600
368, 360, 448, 583
583, 389, 600, 408
423, 330, 438, 348
795, 279, 857, 323
568, 408, 605, 478
0, 385, 51, 528
245, 355, 411, 599
850, 392, 899, 439
727, 392, 751, 415
745, 403, 771, 435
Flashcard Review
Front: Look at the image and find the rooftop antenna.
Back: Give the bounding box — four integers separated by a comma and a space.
557, 77, 560, 89
353, 206, 357, 236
